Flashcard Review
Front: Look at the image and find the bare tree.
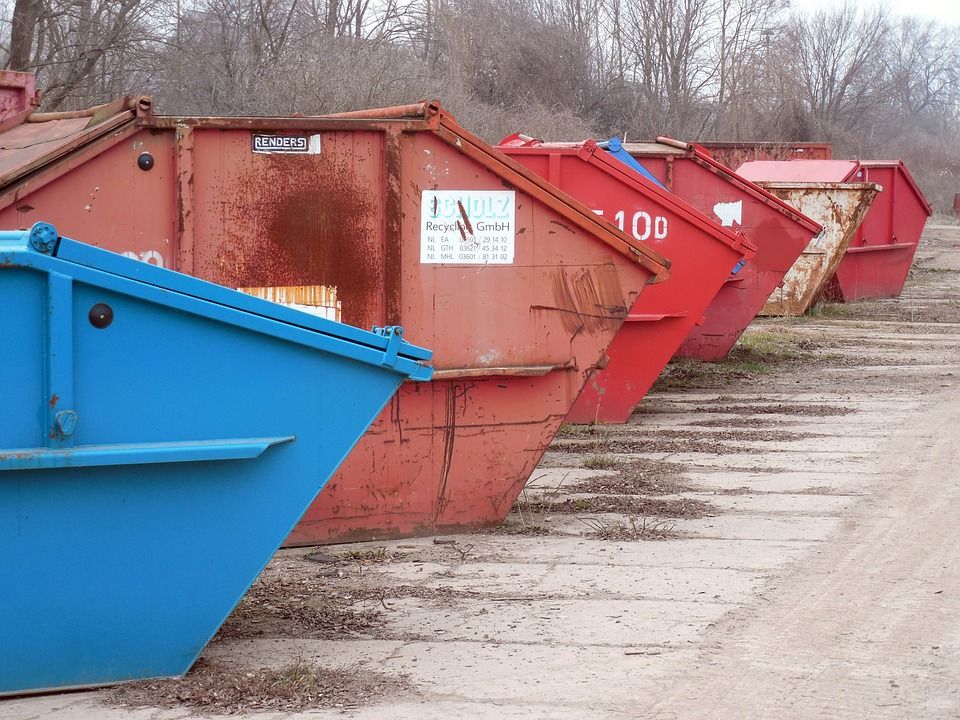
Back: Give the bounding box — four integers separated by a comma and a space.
5, 0, 164, 109
780, 3, 890, 138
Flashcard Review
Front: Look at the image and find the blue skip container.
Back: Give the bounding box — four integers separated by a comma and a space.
0, 223, 432, 695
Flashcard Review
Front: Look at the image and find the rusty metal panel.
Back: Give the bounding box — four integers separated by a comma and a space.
0, 99, 669, 544
0, 98, 146, 186
755, 182, 881, 315
699, 141, 832, 168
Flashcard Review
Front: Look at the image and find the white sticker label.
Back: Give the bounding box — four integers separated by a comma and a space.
713, 200, 742, 227
421, 190, 515, 264
252, 133, 322, 154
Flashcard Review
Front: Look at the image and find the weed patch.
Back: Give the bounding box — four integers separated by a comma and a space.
581, 516, 685, 541
581, 454, 620, 469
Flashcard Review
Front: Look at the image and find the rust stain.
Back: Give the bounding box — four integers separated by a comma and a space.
434, 381, 473, 520
49, 393, 58, 409
758, 183, 879, 315
383, 130, 403, 326
213, 146, 384, 330
542, 266, 628, 335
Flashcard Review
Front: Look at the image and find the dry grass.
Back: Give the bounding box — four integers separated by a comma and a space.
580, 516, 685, 541
553, 436, 763, 455
518, 494, 714, 519
489, 520, 561, 536
215, 572, 383, 641
106, 658, 411, 715
698, 404, 855, 417
340, 547, 391, 564
574, 458, 692, 495
654, 330, 822, 390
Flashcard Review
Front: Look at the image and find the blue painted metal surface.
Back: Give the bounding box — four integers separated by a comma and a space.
599, 138, 669, 190
0, 223, 432, 696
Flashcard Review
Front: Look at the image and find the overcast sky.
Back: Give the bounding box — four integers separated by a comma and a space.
786, 0, 960, 25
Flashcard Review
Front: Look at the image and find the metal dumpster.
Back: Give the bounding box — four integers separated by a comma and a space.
0, 97, 669, 543
497, 135, 755, 424
698, 141, 832, 169
0, 223, 431, 695
607, 138, 822, 359
823, 161, 932, 302
738, 160, 882, 314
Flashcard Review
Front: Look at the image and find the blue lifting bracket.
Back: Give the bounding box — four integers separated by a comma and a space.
372, 325, 405, 370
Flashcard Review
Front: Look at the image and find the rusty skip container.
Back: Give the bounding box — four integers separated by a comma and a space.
497, 135, 755, 424
612, 138, 822, 359
738, 160, 882, 314
0, 97, 669, 544
697, 141, 832, 170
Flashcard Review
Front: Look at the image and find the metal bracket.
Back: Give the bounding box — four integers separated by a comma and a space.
372, 325, 404, 369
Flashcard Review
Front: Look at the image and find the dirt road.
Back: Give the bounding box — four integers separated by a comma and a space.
643, 227, 960, 719
2, 225, 959, 719
647, 391, 960, 719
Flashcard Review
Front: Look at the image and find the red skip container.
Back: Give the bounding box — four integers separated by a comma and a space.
498, 135, 755, 423
735, 159, 931, 302
833, 162, 930, 302
0, 97, 670, 542
611, 138, 822, 360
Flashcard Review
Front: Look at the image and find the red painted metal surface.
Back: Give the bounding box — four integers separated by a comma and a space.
698, 141, 832, 170
614, 139, 822, 360
737, 159, 932, 302
0, 99, 669, 543
497, 136, 755, 423
828, 161, 932, 301
0, 71, 38, 125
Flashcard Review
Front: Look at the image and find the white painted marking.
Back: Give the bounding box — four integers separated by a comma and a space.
713, 200, 742, 227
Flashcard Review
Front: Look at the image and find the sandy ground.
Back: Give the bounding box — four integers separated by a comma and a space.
3, 225, 959, 719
